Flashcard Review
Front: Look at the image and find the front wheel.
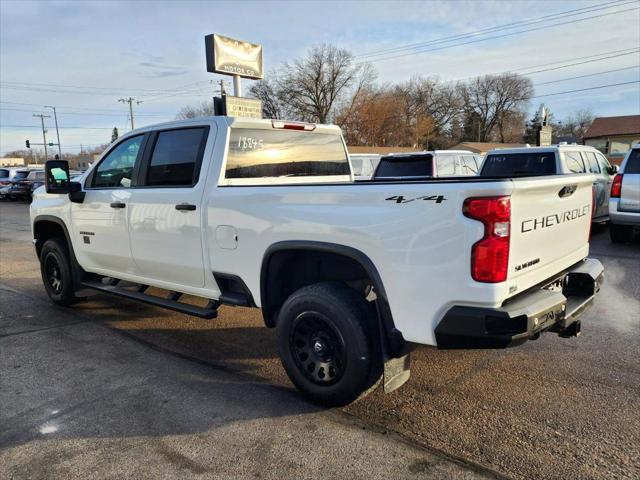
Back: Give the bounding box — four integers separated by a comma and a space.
276, 282, 381, 407
40, 238, 81, 306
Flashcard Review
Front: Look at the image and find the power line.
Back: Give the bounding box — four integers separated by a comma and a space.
1, 125, 114, 129
0, 106, 167, 117
357, 0, 634, 59
534, 66, 640, 86
445, 48, 640, 84
356, 6, 639, 64
531, 80, 640, 99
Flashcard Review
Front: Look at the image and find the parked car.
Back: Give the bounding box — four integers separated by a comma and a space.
372, 150, 480, 181
0, 168, 30, 199
9, 169, 45, 201
31, 117, 603, 406
609, 144, 640, 242
480, 144, 617, 222
349, 153, 380, 181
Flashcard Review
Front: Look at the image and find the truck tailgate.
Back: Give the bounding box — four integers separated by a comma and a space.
508, 174, 594, 292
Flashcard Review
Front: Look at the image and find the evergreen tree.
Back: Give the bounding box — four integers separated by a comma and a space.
523, 111, 542, 145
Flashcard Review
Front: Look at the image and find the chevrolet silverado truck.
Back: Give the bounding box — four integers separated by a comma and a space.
31, 117, 604, 406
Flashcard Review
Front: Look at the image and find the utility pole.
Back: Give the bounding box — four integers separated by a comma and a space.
118, 97, 142, 130
33, 114, 51, 162
44, 106, 63, 159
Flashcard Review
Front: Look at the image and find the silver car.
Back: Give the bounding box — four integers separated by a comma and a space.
609, 145, 640, 243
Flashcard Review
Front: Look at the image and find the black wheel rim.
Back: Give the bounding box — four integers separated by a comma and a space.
45, 254, 63, 294
290, 312, 346, 386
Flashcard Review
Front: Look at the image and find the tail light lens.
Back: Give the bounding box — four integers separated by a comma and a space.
610, 174, 623, 198
463, 196, 511, 283
271, 120, 316, 131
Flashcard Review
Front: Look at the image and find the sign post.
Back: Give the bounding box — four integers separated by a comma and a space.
536, 104, 553, 146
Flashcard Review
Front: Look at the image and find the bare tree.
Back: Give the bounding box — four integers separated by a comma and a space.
249, 76, 288, 119
176, 100, 215, 120
278, 44, 375, 123
557, 109, 594, 141
461, 73, 533, 142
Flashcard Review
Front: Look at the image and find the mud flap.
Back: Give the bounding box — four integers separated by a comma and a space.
383, 352, 411, 393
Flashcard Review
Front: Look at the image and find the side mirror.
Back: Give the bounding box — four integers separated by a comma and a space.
608, 164, 619, 175
45, 160, 71, 194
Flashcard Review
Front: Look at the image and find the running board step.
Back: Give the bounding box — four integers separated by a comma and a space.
81, 280, 219, 319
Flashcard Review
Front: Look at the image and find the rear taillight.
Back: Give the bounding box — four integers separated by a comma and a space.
610, 173, 623, 198
463, 196, 511, 283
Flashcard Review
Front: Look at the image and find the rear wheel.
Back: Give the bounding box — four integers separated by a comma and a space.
610, 223, 634, 243
40, 238, 81, 306
276, 282, 381, 407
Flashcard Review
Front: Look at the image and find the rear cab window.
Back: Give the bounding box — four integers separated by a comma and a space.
223, 126, 350, 185
480, 152, 557, 177
374, 154, 433, 180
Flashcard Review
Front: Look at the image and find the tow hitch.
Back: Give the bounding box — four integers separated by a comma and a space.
558, 320, 581, 338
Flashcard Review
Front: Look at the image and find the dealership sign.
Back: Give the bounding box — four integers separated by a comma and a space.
225, 95, 263, 119
205, 34, 263, 79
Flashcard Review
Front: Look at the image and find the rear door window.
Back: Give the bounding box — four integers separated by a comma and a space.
145, 127, 208, 187
625, 149, 640, 173
374, 154, 433, 179
225, 128, 350, 181
564, 151, 586, 173
480, 152, 556, 176
0, 169, 9, 179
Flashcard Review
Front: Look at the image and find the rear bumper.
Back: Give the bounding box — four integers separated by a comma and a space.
609, 199, 640, 226
435, 258, 604, 349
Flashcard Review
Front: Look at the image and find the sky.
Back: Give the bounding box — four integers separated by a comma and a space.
1, 0, 639, 156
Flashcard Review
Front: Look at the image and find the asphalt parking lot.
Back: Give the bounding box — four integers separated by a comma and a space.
1, 200, 639, 480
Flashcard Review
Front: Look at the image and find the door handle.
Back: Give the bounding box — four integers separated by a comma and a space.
175, 203, 196, 211
110, 202, 126, 209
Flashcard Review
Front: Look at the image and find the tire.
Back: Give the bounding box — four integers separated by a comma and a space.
610, 223, 633, 243
39, 238, 81, 306
276, 282, 381, 407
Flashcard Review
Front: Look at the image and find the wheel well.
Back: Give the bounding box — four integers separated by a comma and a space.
261, 249, 371, 328
33, 220, 67, 257
260, 242, 406, 358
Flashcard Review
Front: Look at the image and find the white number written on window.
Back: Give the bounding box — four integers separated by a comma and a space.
236, 137, 264, 151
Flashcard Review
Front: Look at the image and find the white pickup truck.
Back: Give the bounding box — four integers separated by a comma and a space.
31, 117, 604, 406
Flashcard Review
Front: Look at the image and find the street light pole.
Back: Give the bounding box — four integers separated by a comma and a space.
44, 105, 62, 159
33, 114, 51, 162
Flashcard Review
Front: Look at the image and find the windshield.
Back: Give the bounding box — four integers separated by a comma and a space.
374, 154, 433, 179
480, 152, 556, 177
13, 171, 29, 180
